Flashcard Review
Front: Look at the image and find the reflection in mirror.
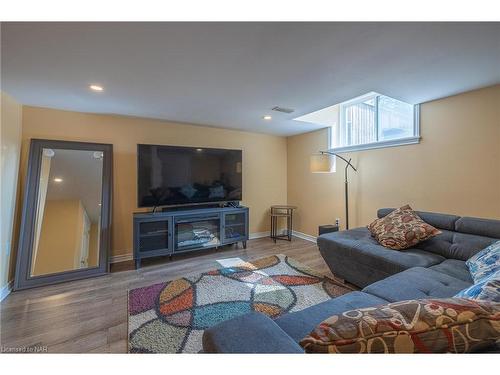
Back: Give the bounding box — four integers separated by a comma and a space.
30, 148, 103, 277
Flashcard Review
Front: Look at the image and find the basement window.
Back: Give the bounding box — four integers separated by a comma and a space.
334, 92, 420, 152
294, 92, 420, 153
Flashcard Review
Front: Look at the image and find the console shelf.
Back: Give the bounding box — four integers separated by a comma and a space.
133, 206, 249, 269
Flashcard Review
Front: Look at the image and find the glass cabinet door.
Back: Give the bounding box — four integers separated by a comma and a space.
138, 220, 170, 253
222, 211, 247, 243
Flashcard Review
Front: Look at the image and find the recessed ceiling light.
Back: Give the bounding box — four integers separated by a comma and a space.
89, 84, 104, 92
53, 177, 63, 183
196, 148, 203, 152
263, 115, 272, 120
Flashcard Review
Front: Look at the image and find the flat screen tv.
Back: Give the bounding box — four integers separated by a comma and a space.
137, 144, 242, 208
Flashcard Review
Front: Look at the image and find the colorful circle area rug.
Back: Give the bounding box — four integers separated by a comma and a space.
128, 254, 351, 353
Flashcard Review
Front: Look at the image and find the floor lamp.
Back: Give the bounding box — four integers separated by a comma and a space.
310, 151, 357, 230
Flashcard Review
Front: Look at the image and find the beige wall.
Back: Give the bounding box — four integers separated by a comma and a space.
10, 84, 500, 278
20, 107, 288, 258
33, 199, 85, 275
0, 92, 22, 292
287, 84, 500, 236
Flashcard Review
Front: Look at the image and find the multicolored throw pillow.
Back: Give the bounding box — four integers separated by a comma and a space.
466, 240, 500, 283
455, 270, 500, 302
300, 298, 500, 354
367, 205, 441, 250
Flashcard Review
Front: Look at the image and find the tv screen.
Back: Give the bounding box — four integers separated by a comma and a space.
137, 144, 242, 207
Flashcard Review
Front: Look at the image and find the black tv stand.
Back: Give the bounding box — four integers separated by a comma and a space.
133, 205, 249, 269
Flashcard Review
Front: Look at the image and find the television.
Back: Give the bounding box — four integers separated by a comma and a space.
137, 144, 242, 208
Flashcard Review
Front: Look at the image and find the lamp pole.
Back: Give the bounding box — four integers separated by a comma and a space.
319, 151, 357, 230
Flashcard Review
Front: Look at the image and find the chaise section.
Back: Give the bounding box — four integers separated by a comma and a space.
202, 312, 303, 353
317, 209, 500, 288
362, 267, 472, 302
317, 228, 445, 288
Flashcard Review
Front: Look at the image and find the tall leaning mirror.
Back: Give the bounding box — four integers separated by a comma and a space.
14, 139, 112, 290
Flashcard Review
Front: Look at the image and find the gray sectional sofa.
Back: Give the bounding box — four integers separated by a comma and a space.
202, 209, 500, 353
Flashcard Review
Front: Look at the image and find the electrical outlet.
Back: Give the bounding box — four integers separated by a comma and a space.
335, 218, 340, 226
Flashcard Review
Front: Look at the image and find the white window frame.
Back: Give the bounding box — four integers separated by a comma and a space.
332, 93, 421, 154
326, 126, 336, 172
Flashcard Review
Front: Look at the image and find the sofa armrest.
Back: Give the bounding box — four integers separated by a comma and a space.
202, 312, 303, 353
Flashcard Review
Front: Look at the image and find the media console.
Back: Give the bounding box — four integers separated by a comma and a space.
133, 205, 249, 269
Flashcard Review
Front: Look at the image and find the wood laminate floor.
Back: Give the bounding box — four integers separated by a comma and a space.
0, 237, 342, 353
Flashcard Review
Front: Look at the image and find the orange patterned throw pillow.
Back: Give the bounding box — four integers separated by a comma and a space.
300, 298, 500, 353
368, 205, 441, 250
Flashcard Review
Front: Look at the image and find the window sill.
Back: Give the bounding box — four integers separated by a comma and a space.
330, 136, 421, 154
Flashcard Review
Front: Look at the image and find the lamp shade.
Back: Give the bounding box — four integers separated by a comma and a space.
310, 153, 334, 173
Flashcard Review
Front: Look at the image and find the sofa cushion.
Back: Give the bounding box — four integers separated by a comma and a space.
429, 259, 473, 283
300, 298, 500, 353
275, 291, 388, 342
362, 267, 471, 302
455, 270, 500, 302
368, 205, 441, 250
455, 217, 500, 239
202, 312, 303, 353
450, 233, 499, 261
466, 240, 500, 283
409, 230, 498, 261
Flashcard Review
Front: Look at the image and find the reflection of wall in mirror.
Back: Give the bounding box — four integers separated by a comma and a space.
88, 222, 99, 267
33, 199, 99, 276
31, 151, 53, 274
75, 208, 91, 269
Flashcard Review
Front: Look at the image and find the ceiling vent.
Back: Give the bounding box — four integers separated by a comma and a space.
272, 106, 295, 114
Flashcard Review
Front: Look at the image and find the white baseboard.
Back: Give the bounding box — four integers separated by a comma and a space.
0, 280, 13, 302
252, 229, 317, 243
292, 230, 317, 243
249, 231, 270, 239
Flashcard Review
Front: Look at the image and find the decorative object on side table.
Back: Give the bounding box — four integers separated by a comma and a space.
310, 150, 357, 229
270, 205, 297, 242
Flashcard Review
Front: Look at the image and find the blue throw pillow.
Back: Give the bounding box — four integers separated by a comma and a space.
455, 270, 500, 302
466, 240, 500, 283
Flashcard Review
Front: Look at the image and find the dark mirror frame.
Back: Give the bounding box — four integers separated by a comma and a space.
14, 139, 113, 291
